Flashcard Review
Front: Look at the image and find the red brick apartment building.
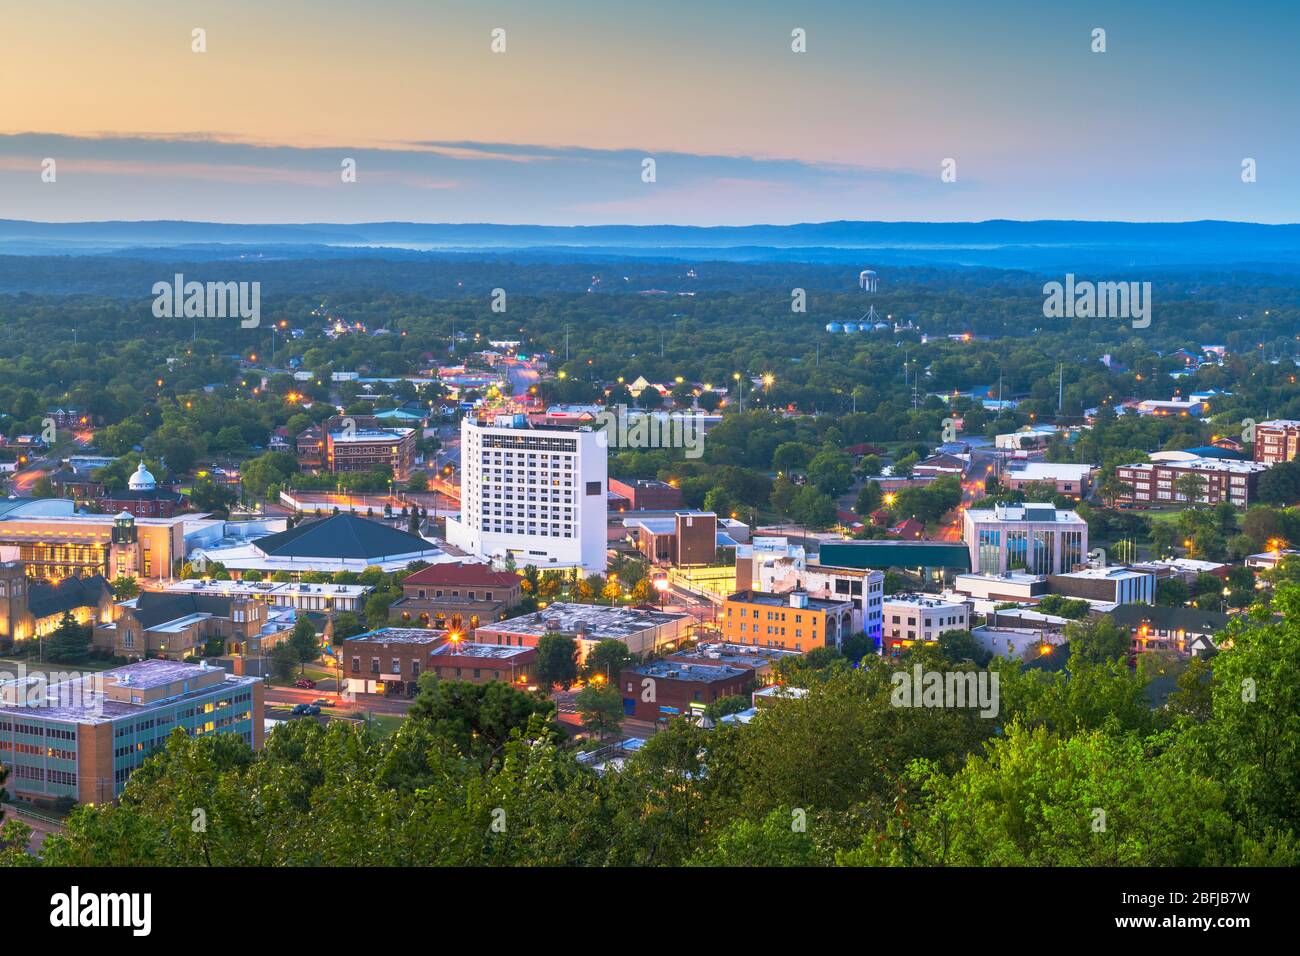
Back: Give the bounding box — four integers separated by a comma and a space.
1114, 458, 1268, 508
1254, 420, 1300, 465
296, 415, 416, 479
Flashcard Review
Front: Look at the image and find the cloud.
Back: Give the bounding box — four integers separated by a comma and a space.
0, 133, 936, 224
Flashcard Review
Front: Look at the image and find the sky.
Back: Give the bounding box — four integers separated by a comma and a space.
1, 0, 1297, 225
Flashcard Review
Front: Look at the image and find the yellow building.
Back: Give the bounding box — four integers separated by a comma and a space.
0, 499, 187, 584
720, 589, 854, 653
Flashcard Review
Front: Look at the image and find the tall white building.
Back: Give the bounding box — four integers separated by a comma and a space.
446, 413, 608, 573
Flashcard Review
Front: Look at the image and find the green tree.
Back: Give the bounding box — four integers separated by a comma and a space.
111, 576, 140, 600
583, 639, 636, 683
288, 618, 320, 675
574, 683, 624, 740
534, 633, 579, 690
409, 677, 560, 767
269, 641, 297, 682
855, 479, 883, 518
44, 611, 91, 664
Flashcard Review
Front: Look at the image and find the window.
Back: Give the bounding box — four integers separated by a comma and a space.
351, 657, 360, 673
370, 658, 380, 674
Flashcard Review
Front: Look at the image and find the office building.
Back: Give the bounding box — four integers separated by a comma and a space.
1001, 461, 1094, 497
296, 415, 416, 479
0, 659, 263, 805
446, 413, 608, 573
962, 503, 1088, 576
1047, 566, 1155, 605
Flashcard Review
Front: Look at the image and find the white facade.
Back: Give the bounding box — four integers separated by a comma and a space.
962, 503, 1088, 577
972, 625, 1066, 661
757, 557, 883, 641
446, 414, 608, 573
882, 595, 970, 648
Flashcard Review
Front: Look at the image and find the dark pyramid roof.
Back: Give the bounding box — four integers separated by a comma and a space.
132, 591, 235, 629
254, 513, 434, 560
27, 575, 113, 620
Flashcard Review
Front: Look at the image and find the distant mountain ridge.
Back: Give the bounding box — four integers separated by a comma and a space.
1, 219, 1297, 271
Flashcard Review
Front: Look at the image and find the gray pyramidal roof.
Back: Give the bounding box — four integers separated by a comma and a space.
253, 513, 434, 560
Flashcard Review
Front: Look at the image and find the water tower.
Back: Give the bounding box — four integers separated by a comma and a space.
859, 270, 878, 293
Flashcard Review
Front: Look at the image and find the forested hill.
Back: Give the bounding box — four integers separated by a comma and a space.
1, 219, 1298, 272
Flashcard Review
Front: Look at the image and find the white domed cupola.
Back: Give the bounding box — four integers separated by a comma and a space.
128, 461, 156, 491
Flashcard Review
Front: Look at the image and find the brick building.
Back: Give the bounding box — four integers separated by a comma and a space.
93, 589, 295, 660
388, 562, 521, 630
618, 659, 752, 723
1114, 458, 1268, 508
608, 478, 683, 511
342, 627, 537, 694
632, 511, 718, 566
296, 415, 416, 479
1254, 419, 1300, 465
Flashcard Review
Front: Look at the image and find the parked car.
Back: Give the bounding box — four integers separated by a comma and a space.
306, 705, 321, 716
294, 678, 317, 689
312, 698, 332, 707
291, 703, 310, 716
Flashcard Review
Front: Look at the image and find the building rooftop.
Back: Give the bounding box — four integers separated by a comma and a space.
627, 660, 747, 683
1119, 457, 1269, 475
486, 602, 691, 639
1052, 566, 1152, 581
164, 579, 371, 598
400, 562, 518, 589
817, 539, 973, 571
346, 627, 446, 646
980, 503, 1087, 524
0, 659, 258, 725
884, 593, 967, 609
430, 641, 535, 661
246, 513, 437, 560
328, 427, 413, 442
726, 589, 852, 611
666, 642, 802, 668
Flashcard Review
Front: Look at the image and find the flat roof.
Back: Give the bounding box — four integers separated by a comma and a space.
726, 590, 852, 611
0, 659, 258, 725
166, 579, 371, 597
884, 593, 967, 609
1119, 457, 1269, 474
482, 602, 690, 639
431, 642, 534, 660
627, 660, 747, 682
1052, 567, 1151, 580
346, 627, 446, 645
818, 540, 972, 571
